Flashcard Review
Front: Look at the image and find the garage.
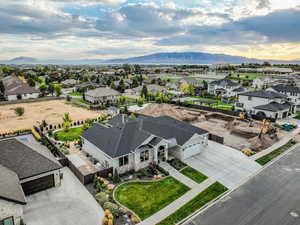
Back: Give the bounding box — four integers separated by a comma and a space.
183, 144, 202, 159
22, 174, 55, 195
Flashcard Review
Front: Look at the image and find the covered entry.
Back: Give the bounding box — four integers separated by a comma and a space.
22, 174, 55, 195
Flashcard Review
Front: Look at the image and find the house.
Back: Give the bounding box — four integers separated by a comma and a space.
208, 79, 240, 97
85, 87, 121, 104
61, 79, 78, 88
81, 115, 209, 174
75, 81, 102, 92
2, 76, 40, 101
177, 78, 203, 88
235, 90, 294, 120
0, 138, 62, 225
267, 85, 300, 112
252, 77, 296, 89
133, 85, 167, 96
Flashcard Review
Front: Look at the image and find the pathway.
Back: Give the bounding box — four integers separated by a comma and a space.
139, 177, 215, 225
159, 162, 198, 188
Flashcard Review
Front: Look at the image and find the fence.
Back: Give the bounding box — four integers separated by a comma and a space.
0, 96, 64, 105
208, 134, 224, 144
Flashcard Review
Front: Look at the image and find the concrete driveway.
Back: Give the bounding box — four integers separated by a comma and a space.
184, 141, 262, 189
23, 167, 104, 225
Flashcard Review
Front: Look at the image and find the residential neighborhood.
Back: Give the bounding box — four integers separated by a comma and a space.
1, 0, 300, 225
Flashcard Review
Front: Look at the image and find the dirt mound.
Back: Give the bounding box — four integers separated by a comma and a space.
249, 134, 278, 152
137, 104, 198, 121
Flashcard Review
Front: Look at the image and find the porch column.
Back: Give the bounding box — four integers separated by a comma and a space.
164, 145, 168, 161
154, 148, 158, 163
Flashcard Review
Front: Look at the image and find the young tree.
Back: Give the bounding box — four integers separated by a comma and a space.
54, 85, 62, 97
14, 107, 24, 117
141, 85, 148, 98
0, 80, 5, 94
63, 113, 72, 132
39, 84, 47, 97
48, 84, 55, 96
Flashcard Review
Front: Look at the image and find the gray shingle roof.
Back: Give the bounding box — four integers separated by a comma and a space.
239, 90, 287, 99
2, 76, 39, 96
86, 87, 120, 98
210, 79, 239, 87
0, 165, 26, 205
82, 115, 209, 158
271, 85, 300, 94
254, 102, 291, 112
0, 139, 62, 180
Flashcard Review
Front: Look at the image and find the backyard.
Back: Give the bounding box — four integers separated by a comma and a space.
0, 100, 102, 132
54, 126, 85, 142
227, 73, 265, 81
157, 182, 228, 225
115, 177, 190, 220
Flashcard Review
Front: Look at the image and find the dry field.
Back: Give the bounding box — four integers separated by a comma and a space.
0, 100, 103, 132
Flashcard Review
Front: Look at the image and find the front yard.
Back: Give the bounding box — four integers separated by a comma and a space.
156, 182, 228, 225
115, 177, 190, 220
54, 126, 84, 142
180, 167, 207, 184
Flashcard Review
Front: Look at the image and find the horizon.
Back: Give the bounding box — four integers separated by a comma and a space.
0, 0, 300, 61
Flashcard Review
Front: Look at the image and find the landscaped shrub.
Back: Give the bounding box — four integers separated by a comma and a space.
113, 169, 121, 183
167, 158, 187, 170
157, 165, 170, 176
95, 192, 109, 206
103, 202, 120, 215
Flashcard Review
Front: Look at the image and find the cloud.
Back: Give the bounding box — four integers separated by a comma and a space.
256, 0, 271, 9
48, 0, 126, 7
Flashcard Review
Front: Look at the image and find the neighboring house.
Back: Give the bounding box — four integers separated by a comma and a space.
81, 115, 209, 174
252, 77, 296, 89
61, 79, 78, 88
237, 67, 293, 74
208, 79, 240, 97
0, 139, 62, 225
267, 85, 300, 112
177, 78, 203, 88
133, 85, 167, 96
85, 87, 121, 104
75, 81, 102, 92
235, 90, 294, 120
2, 76, 40, 101
107, 106, 120, 117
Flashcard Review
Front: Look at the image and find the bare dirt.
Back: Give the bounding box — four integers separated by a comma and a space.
0, 100, 103, 132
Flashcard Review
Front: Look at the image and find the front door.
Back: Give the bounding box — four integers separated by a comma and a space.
158, 146, 166, 162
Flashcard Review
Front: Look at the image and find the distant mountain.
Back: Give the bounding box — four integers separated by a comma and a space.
1, 52, 299, 65
9, 56, 37, 63
104, 52, 263, 64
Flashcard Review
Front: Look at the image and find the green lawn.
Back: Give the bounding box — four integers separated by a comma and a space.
69, 92, 83, 96
74, 98, 92, 105
115, 177, 190, 220
181, 167, 207, 184
157, 182, 228, 225
256, 140, 297, 165
294, 113, 300, 120
228, 73, 264, 81
54, 127, 84, 142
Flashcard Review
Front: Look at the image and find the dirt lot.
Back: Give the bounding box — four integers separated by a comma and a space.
0, 100, 102, 131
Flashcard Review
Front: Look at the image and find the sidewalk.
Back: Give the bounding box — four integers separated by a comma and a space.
159, 162, 198, 188
250, 126, 300, 161
139, 178, 215, 225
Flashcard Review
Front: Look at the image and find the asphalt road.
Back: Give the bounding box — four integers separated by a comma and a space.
184, 145, 300, 225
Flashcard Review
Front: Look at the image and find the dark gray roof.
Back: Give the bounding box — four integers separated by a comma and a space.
149, 137, 163, 146
210, 79, 239, 87
2, 76, 39, 96
0, 139, 62, 180
232, 87, 245, 92
254, 102, 291, 112
0, 164, 26, 205
82, 115, 208, 158
239, 90, 287, 99
107, 114, 135, 128
271, 85, 300, 94
82, 122, 151, 158
86, 87, 120, 97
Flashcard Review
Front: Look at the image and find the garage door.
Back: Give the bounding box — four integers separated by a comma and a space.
183, 144, 201, 159
22, 174, 55, 195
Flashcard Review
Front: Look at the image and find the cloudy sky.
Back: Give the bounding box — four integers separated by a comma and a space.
0, 0, 300, 61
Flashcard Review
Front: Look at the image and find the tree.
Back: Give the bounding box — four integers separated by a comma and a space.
123, 64, 131, 75
0, 80, 5, 94
63, 113, 72, 132
202, 80, 208, 90
118, 96, 126, 105
14, 107, 24, 117
27, 78, 36, 87
134, 64, 141, 74
117, 79, 126, 93
39, 84, 47, 97
141, 85, 148, 98
180, 83, 195, 96
132, 78, 139, 88
48, 84, 55, 96
54, 85, 62, 97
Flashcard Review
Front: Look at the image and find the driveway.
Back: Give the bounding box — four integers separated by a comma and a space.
184, 141, 262, 189
23, 167, 104, 225
184, 144, 300, 225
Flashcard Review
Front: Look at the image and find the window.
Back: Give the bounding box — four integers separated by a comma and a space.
0, 217, 14, 225
248, 96, 252, 101
140, 150, 149, 162
119, 155, 129, 167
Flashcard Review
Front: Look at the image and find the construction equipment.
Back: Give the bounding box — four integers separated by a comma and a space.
259, 119, 277, 137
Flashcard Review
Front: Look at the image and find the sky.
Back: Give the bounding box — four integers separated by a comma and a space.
0, 0, 300, 61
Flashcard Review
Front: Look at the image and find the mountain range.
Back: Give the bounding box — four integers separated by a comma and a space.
1, 52, 299, 65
